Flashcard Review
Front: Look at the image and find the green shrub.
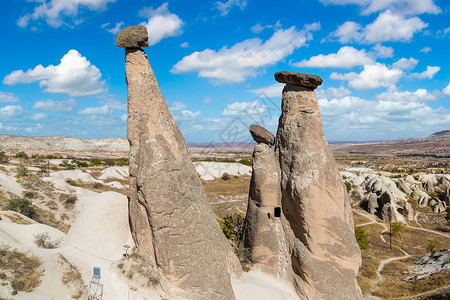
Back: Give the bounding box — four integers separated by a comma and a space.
115, 157, 129, 166
426, 244, 436, 253
15, 152, 28, 159
221, 172, 231, 181
237, 159, 252, 166
65, 178, 77, 186
355, 227, 369, 250
89, 158, 102, 166
7, 198, 36, 219
390, 222, 405, 240
0, 152, 9, 163
105, 159, 115, 166
345, 181, 352, 193
219, 214, 245, 243
16, 163, 29, 176
71, 160, 88, 168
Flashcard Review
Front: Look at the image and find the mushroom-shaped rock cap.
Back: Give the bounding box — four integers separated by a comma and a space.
275, 71, 322, 90
116, 26, 149, 48
250, 124, 275, 146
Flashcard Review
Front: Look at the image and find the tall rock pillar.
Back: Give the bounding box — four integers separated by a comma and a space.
117, 26, 240, 300
275, 71, 362, 300
242, 124, 289, 277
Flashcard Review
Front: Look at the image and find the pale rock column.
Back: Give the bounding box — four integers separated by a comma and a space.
275, 71, 363, 300
117, 26, 240, 300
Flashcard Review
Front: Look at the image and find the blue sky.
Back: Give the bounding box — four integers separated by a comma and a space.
0, 0, 449, 143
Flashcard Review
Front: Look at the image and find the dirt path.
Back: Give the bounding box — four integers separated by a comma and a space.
397, 284, 450, 299
353, 208, 449, 300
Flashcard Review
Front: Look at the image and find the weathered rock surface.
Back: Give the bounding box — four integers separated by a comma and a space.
276, 81, 362, 299
242, 135, 289, 276
116, 26, 149, 48
274, 71, 322, 89
403, 202, 414, 221
367, 193, 378, 213
249, 124, 275, 147
121, 28, 240, 299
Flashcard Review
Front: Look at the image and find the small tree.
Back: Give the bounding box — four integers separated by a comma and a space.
355, 226, 369, 250
391, 222, 405, 241
115, 157, 129, 166
345, 181, 352, 193
221, 172, 231, 181
16, 163, 29, 176
0, 152, 9, 163
15, 151, 29, 159
7, 197, 36, 219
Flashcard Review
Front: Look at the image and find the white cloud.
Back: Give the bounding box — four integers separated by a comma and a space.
202, 97, 212, 104
376, 89, 436, 102
330, 11, 427, 44
316, 86, 351, 99
443, 83, 450, 96
222, 100, 267, 116
0, 123, 18, 131
215, 0, 247, 16
409, 66, 440, 79
139, 3, 183, 46
103, 21, 124, 35
318, 0, 440, 16
24, 123, 43, 133
33, 99, 78, 111
251, 23, 272, 33
78, 105, 112, 115
171, 24, 319, 84
392, 57, 418, 70
372, 44, 394, 58
120, 114, 127, 122
180, 42, 189, 48
30, 113, 49, 120
3, 50, 106, 97
168, 101, 188, 111
177, 110, 201, 120
294, 46, 374, 68
18, 0, 116, 28
420, 47, 432, 53
331, 63, 403, 90
0, 92, 19, 103
248, 83, 284, 98
0, 105, 25, 118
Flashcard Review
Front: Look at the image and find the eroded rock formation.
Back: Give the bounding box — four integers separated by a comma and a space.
242, 124, 289, 277
117, 26, 240, 299
275, 71, 362, 300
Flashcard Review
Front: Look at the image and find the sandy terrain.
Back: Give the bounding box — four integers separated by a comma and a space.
194, 161, 252, 180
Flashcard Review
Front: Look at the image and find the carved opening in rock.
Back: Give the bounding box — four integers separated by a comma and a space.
267, 213, 271, 219
274, 207, 281, 217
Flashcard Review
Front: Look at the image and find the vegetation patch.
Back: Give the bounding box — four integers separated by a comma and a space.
117, 249, 160, 288
0, 244, 43, 295
34, 232, 62, 249
58, 254, 87, 299
6, 197, 37, 219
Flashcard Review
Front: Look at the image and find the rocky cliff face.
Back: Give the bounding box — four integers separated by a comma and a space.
118, 26, 240, 300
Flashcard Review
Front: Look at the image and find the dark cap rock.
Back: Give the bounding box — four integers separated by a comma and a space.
116, 26, 149, 48
274, 71, 322, 90
250, 124, 275, 146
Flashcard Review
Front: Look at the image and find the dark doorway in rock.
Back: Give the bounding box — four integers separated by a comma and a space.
274, 207, 281, 218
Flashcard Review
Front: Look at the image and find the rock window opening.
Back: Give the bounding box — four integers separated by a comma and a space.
274, 207, 281, 218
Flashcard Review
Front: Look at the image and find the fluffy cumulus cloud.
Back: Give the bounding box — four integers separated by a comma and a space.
78, 105, 112, 115
420, 47, 432, 53
30, 113, 49, 121
317, 96, 450, 140
139, 3, 183, 46
0, 105, 25, 118
248, 83, 284, 98
316, 86, 352, 99
168, 101, 188, 111
331, 63, 402, 90
33, 99, 78, 111
318, 0, 440, 16
174, 110, 201, 121
0, 92, 18, 103
409, 66, 440, 79
172, 24, 320, 84
392, 57, 419, 70
222, 100, 267, 116
215, 0, 247, 16
0, 123, 18, 132
376, 89, 436, 102
3, 50, 106, 97
294, 46, 374, 68
372, 44, 394, 58
18, 0, 116, 28
443, 83, 450, 96
330, 11, 428, 44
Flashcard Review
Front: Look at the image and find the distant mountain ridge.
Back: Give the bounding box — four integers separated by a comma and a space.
0, 131, 448, 156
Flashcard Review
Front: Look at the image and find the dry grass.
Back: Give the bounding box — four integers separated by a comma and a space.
58, 254, 87, 299
34, 206, 71, 233
118, 249, 159, 288
353, 211, 372, 224
0, 244, 43, 295
202, 175, 251, 197
375, 259, 450, 299
0, 212, 33, 225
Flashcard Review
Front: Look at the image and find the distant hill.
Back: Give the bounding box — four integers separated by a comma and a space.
0, 131, 448, 157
